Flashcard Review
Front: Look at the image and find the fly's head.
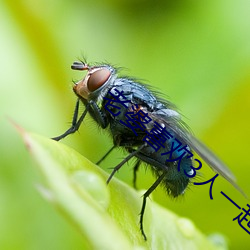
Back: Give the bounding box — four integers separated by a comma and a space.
72, 61, 116, 101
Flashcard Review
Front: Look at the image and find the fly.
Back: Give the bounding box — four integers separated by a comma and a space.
52, 60, 245, 240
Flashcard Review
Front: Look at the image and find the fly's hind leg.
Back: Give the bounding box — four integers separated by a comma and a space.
133, 160, 141, 189
140, 172, 167, 240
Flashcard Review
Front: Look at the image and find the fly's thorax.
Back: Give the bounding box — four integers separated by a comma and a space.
73, 64, 117, 102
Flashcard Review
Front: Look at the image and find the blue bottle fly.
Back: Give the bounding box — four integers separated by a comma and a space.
52, 60, 244, 240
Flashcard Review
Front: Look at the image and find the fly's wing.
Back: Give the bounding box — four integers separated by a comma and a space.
149, 109, 247, 198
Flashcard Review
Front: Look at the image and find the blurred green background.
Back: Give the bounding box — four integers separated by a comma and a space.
1, 0, 250, 249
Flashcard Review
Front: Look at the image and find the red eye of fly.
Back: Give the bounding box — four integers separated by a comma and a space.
87, 68, 111, 92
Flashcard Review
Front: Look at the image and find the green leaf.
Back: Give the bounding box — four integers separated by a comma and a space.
19, 128, 227, 250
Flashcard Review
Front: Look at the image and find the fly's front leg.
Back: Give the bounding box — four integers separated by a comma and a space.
89, 100, 108, 129
52, 99, 89, 141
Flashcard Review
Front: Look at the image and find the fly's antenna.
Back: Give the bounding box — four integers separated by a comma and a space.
71, 61, 89, 71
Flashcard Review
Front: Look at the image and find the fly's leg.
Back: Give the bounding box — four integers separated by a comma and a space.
140, 172, 167, 240
52, 99, 108, 141
107, 144, 146, 184
89, 100, 107, 129
96, 145, 116, 165
52, 99, 89, 141
133, 160, 141, 189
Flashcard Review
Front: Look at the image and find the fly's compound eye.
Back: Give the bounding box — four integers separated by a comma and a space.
87, 68, 111, 92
